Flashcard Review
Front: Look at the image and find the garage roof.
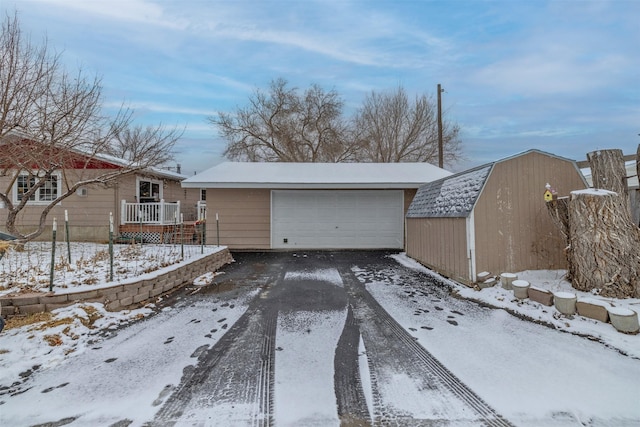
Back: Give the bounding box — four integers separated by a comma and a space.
182, 161, 452, 189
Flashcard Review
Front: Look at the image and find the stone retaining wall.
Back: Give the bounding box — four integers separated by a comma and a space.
0, 248, 234, 317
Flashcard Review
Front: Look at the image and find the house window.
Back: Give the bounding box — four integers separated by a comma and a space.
14, 172, 60, 204
138, 178, 162, 203
200, 189, 206, 201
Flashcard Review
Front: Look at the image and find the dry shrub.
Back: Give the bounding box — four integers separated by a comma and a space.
0, 241, 11, 255
5, 312, 52, 329
79, 305, 103, 328
90, 250, 109, 263
31, 317, 74, 331
43, 334, 63, 346
82, 277, 99, 285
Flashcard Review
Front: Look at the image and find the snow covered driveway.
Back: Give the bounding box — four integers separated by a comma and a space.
2, 251, 639, 426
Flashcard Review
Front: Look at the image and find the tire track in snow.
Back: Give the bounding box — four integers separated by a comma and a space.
333, 304, 371, 424
152, 285, 278, 426
340, 267, 515, 427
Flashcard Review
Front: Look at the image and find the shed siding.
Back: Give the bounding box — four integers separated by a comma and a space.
406, 217, 469, 283
473, 151, 586, 274
205, 188, 271, 249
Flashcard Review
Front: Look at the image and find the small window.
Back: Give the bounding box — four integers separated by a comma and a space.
138, 178, 163, 203
200, 189, 207, 201
15, 172, 60, 204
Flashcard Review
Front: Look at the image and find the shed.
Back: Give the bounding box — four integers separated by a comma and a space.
406, 150, 588, 284
181, 162, 452, 250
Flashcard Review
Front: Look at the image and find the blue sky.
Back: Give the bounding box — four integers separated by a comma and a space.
4, 0, 639, 174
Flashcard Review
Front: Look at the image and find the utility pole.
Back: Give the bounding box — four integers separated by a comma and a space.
437, 83, 444, 168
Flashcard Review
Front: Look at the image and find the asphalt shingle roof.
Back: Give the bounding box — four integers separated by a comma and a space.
406, 165, 493, 218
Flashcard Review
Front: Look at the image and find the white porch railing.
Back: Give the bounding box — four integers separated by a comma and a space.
197, 200, 206, 221
120, 199, 181, 225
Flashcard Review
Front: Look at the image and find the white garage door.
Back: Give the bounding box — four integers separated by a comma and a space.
271, 190, 404, 249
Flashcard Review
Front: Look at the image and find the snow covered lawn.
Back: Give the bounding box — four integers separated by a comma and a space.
0, 241, 221, 296
0, 242, 227, 397
390, 254, 640, 358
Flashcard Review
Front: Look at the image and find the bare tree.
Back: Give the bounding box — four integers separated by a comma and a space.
0, 12, 178, 242
105, 123, 183, 166
210, 78, 356, 162
352, 86, 462, 165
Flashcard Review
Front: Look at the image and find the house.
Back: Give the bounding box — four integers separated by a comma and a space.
0, 135, 204, 243
405, 150, 588, 285
181, 162, 452, 250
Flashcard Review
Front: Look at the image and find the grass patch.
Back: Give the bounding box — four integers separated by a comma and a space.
6, 312, 53, 329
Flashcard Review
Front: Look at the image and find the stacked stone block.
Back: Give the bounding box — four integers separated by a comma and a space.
0, 249, 233, 317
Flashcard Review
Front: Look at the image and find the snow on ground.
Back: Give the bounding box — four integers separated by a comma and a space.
0, 241, 223, 296
1, 290, 258, 426
390, 253, 640, 358
0, 242, 231, 422
2, 247, 640, 426
275, 309, 347, 426
274, 268, 346, 426
367, 254, 640, 426
283, 268, 344, 288
0, 302, 153, 392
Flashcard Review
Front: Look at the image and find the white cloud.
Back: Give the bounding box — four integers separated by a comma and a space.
104, 101, 215, 117
23, 0, 188, 29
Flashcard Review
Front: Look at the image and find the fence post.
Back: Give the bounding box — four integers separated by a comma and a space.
109, 212, 114, 282
180, 213, 184, 259
65, 210, 71, 264
49, 218, 57, 292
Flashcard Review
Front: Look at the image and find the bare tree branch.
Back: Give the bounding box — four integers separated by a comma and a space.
0, 12, 180, 242
353, 86, 462, 165
210, 78, 353, 162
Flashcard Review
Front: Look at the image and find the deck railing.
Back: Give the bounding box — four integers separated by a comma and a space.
120, 200, 181, 225
196, 200, 206, 221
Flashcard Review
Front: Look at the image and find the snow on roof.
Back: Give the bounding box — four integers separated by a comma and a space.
406, 165, 492, 218
407, 149, 584, 219
181, 162, 452, 189
2, 132, 187, 181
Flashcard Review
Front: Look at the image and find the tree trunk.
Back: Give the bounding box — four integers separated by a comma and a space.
587, 149, 630, 215
568, 189, 640, 298
545, 197, 573, 280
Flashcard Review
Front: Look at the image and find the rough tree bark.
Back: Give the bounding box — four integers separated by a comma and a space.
546, 148, 640, 298
545, 196, 573, 280
587, 149, 630, 214
568, 189, 640, 298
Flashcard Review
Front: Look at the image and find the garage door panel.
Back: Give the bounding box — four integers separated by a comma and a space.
271, 190, 404, 249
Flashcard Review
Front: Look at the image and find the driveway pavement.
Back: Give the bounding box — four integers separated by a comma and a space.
153, 251, 513, 426
3, 251, 639, 427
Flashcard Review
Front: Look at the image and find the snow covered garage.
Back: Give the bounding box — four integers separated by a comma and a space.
182, 162, 451, 250
406, 150, 588, 284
